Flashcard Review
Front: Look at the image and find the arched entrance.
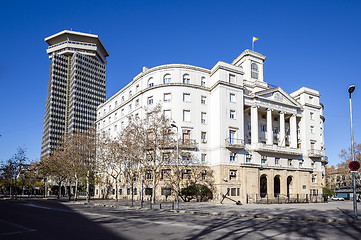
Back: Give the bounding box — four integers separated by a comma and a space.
260, 174, 267, 198
274, 175, 280, 197
287, 176, 293, 197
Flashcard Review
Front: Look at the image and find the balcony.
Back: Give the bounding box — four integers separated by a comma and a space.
225, 138, 245, 149
321, 156, 328, 164
308, 149, 324, 158
254, 143, 301, 156
179, 139, 198, 150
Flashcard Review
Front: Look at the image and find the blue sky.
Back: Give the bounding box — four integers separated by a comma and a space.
0, 0, 360, 166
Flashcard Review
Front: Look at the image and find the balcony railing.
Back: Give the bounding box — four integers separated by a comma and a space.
308, 149, 324, 158
179, 139, 197, 150
321, 156, 328, 164
254, 143, 301, 156
225, 138, 245, 149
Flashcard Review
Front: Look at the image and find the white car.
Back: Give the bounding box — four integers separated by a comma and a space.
331, 196, 345, 201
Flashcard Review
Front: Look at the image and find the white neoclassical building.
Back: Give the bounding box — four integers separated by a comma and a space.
96, 49, 327, 203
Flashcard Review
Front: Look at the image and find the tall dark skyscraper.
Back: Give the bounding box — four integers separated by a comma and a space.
41, 30, 108, 159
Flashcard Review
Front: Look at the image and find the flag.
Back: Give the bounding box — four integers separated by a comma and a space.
253, 36, 259, 42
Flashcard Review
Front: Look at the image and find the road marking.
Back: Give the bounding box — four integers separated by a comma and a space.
0, 219, 37, 236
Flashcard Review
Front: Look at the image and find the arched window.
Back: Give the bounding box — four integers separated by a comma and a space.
251, 63, 258, 79
163, 74, 171, 84
183, 74, 190, 84
201, 77, 206, 87
148, 78, 154, 87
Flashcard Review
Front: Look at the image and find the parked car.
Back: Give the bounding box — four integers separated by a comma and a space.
331, 196, 345, 201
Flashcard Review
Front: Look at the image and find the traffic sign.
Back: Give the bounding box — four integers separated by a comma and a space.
349, 161, 360, 171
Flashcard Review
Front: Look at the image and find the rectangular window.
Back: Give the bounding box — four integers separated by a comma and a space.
273, 127, 278, 134
230, 188, 240, 196
182, 169, 191, 180
288, 159, 293, 166
161, 188, 172, 196
129, 104, 132, 111
201, 96, 206, 104
275, 157, 280, 165
248, 123, 251, 130
246, 154, 252, 163
201, 112, 207, 124
201, 153, 206, 162
201, 170, 207, 180
145, 188, 152, 195
164, 93, 171, 102
121, 109, 124, 116
201, 77, 206, 87
230, 93, 236, 102
261, 156, 267, 164
161, 169, 171, 180
312, 174, 317, 183
230, 154, 235, 161
183, 93, 191, 102
148, 96, 153, 105
261, 125, 266, 132
229, 74, 236, 84
299, 161, 303, 168
146, 170, 153, 180
135, 99, 139, 107
229, 170, 237, 180
310, 126, 314, 134
183, 110, 191, 122
230, 110, 236, 119
201, 131, 207, 143
164, 110, 171, 118
310, 112, 314, 120
229, 130, 236, 142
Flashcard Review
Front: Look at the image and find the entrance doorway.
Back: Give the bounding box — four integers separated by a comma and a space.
260, 175, 267, 198
274, 175, 280, 197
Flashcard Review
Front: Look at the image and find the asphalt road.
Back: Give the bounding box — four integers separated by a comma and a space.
1, 199, 361, 240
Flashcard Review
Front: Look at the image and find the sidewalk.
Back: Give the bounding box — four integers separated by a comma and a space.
70, 199, 361, 224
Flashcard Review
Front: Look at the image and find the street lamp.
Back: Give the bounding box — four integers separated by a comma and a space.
348, 85, 357, 220
171, 122, 179, 211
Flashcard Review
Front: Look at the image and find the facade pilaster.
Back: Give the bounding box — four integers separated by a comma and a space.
279, 112, 285, 146
266, 109, 273, 145
251, 106, 258, 145
290, 114, 297, 148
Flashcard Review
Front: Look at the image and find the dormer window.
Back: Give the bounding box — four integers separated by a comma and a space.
148, 78, 154, 87
163, 74, 171, 84
251, 63, 258, 80
183, 74, 190, 84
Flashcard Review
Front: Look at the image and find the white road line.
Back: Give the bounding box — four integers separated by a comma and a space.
0, 219, 37, 236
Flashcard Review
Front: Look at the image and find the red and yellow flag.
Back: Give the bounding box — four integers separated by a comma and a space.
252, 36, 259, 42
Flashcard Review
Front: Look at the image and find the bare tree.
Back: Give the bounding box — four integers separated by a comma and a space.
129, 105, 176, 203
96, 134, 124, 201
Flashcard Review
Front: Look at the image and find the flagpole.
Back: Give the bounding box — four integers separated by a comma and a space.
252, 38, 254, 51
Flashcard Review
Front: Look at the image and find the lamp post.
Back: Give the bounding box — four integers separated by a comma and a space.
171, 122, 179, 211
348, 85, 357, 220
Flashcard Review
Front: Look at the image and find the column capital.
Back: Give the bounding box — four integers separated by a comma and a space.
267, 108, 273, 112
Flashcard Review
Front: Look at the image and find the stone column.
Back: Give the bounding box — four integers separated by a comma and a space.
279, 112, 285, 146
290, 114, 297, 148
266, 109, 273, 145
251, 106, 258, 145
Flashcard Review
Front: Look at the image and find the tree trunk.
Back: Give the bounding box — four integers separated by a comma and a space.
115, 176, 118, 201
57, 180, 61, 199
131, 179, 134, 207
152, 170, 156, 204
74, 175, 79, 201
86, 170, 90, 203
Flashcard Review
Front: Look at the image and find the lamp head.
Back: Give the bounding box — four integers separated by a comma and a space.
171, 123, 177, 128
348, 85, 355, 94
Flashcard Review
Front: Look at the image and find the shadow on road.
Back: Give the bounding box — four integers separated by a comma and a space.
0, 199, 127, 240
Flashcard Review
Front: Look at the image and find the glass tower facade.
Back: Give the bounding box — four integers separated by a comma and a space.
40, 30, 108, 159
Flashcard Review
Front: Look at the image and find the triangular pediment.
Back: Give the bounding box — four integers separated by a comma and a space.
255, 87, 301, 107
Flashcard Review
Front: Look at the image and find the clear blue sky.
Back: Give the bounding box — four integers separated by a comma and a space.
0, 0, 360, 166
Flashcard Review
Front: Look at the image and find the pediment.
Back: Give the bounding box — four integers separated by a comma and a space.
255, 87, 300, 107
